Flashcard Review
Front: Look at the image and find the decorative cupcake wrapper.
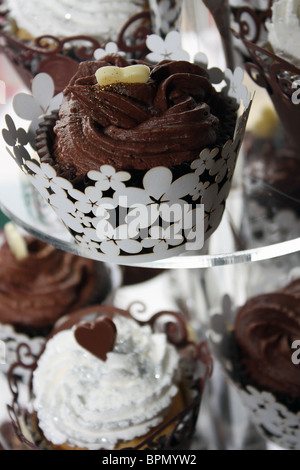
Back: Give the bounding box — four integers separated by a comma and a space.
6, 309, 213, 451
229, 1, 273, 50
0, 324, 44, 380
230, 2, 300, 153
235, 385, 300, 450
207, 288, 300, 450
1, 47, 252, 263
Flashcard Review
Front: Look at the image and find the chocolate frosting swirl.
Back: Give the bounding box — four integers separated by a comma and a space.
235, 279, 300, 397
50, 55, 237, 174
0, 237, 100, 330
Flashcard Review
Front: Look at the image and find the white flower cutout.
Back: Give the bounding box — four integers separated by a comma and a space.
68, 186, 103, 216
146, 31, 190, 63
88, 165, 131, 192
25, 161, 72, 199
94, 42, 125, 60
95, 221, 142, 256
224, 67, 251, 107
122, 167, 198, 229
13, 73, 62, 141
142, 223, 184, 254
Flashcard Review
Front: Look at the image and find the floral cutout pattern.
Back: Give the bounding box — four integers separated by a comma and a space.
238, 386, 300, 450
0, 324, 44, 380
209, 293, 300, 450
1, 47, 252, 262
12, 73, 63, 142
146, 31, 189, 62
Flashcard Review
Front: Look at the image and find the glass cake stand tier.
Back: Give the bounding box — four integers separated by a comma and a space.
0, 143, 299, 269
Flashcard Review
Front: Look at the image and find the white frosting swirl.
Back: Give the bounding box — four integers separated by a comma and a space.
5, 0, 147, 41
32, 315, 180, 450
266, 0, 300, 66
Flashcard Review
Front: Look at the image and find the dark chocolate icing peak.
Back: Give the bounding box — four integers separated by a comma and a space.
235, 279, 300, 397
51, 55, 237, 174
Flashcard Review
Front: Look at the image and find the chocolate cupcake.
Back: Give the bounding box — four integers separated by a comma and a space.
27, 53, 250, 262
3, 40, 251, 262
7, 305, 212, 450
0, 226, 111, 336
234, 279, 300, 400
3, 0, 148, 43
221, 278, 300, 449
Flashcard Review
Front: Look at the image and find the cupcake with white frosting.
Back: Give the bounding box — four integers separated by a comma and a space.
266, 0, 300, 67
9, 305, 211, 450
3, 0, 148, 43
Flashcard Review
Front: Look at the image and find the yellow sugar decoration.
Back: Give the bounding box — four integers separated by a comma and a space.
95, 64, 150, 86
4, 222, 29, 260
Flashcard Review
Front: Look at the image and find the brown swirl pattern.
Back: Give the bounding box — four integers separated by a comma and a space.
235, 279, 300, 398
51, 55, 237, 174
0, 237, 101, 330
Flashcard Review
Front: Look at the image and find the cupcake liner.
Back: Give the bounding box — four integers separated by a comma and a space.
0, 324, 44, 380
205, 261, 300, 450
229, 0, 273, 58
1, 47, 252, 264
230, 1, 300, 153
6, 307, 213, 451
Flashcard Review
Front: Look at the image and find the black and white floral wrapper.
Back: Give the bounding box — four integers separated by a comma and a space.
203, 256, 300, 450
1, 34, 252, 264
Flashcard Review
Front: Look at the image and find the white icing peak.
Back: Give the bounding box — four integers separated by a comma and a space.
266, 0, 300, 66
32, 314, 180, 450
5, 0, 146, 41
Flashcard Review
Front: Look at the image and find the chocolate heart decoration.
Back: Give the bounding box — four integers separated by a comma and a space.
74, 316, 117, 361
